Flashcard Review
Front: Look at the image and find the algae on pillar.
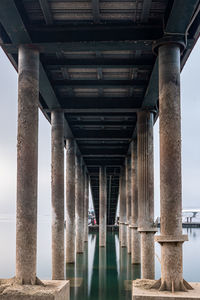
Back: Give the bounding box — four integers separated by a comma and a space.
153, 38, 191, 292
119, 166, 126, 247
99, 166, 107, 247
16, 45, 39, 285
76, 155, 84, 253
130, 140, 141, 265
125, 156, 132, 254
66, 138, 76, 263
51, 110, 64, 280
137, 110, 156, 279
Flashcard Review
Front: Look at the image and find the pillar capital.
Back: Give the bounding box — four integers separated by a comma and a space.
155, 234, 188, 245
152, 35, 186, 55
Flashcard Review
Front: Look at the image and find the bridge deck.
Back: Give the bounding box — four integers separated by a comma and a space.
0, 0, 199, 224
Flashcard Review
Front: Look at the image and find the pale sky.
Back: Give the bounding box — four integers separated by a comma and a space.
0, 40, 199, 218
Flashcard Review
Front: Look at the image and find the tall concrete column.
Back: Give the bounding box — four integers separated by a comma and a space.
99, 166, 107, 247
51, 110, 64, 280
125, 156, 131, 254
66, 138, 76, 263
130, 141, 141, 265
119, 166, 126, 247
16, 45, 39, 285
76, 155, 84, 253
137, 110, 156, 279
84, 173, 89, 242
153, 40, 190, 292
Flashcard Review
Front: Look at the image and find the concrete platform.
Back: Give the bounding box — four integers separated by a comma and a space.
0, 279, 70, 300
132, 279, 200, 300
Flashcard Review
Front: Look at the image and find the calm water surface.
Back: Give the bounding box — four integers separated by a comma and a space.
0, 215, 200, 299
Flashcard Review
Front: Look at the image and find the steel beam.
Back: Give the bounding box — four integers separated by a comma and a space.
44, 58, 153, 68
2, 40, 154, 53
39, 0, 53, 25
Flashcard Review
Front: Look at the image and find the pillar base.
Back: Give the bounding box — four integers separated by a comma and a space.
132, 280, 200, 300
0, 279, 69, 300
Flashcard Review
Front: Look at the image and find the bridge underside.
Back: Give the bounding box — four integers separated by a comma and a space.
0, 0, 199, 225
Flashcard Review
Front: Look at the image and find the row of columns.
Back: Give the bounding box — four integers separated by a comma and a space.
16, 45, 89, 284
119, 111, 155, 280
15, 38, 188, 292
119, 38, 189, 292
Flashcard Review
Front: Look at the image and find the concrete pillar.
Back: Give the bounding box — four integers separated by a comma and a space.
76, 155, 84, 253
130, 141, 141, 264
119, 166, 126, 247
84, 174, 89, 242
125, 156, 131, 254
16, 45, 39, 285
137, 110, 156, 279
99, 166, 107, 247
66, 138, 76, 263
51, 110, 64, 280
153, 41, 189, 292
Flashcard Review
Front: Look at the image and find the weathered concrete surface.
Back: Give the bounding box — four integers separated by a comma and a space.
132, 280, 200, 300
126, 156, 132, 254
66, 138, 76, 263
16, 45, 39, 284
137, 111, 156, 279
84, 174, 89, 242
75, 155, 84, 253
99, 166, 107, 247
130, 141, 141, 264
51, 111, 64, 280
0, 279, 70, 300
156, 43, 187, 291
119, 166, 127, 247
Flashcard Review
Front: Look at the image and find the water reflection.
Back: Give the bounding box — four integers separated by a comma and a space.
99, 247, 106, 300
67, 231, 140, 300
0, 217, 200, 298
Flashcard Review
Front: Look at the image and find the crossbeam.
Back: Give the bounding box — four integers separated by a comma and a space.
43, 58, 153, 68
28, 24, 163, 42
2, 40, 154, 53
53, 79, 147, 88
46, 108, 138, 113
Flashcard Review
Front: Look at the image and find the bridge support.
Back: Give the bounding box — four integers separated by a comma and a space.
16, 45, 39, 284
76, 155, 84, 253
99, 166, 107, 247
84, 173, 89, 242
137, 110, 156, 279
51, 110, 64, 280
153, 40, 190, 292
119, 166, 126, 247
130, 141, 141, 264
66, 138, 76, 263
126, 156, 131, 254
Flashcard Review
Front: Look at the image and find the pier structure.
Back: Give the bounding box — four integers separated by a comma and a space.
125, 155, 132, 254
0, 0, 200, 299
130, 141, 141, 265
66, 138, 76, 263
137, 110, 156, 279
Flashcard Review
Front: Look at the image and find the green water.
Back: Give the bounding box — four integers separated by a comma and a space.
66, 232, 141, 300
